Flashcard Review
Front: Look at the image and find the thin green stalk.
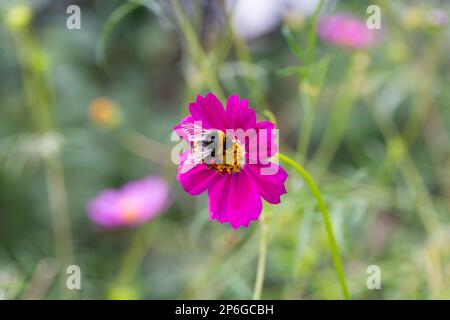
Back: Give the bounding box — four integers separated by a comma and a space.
11, 30, 53, 130
305, 0, 324, 62
277, 153, 350, 299
376, 41, 440, 180
297, 91, 313, 164
371, 107, 441, 234
8, 19, 75, 299
284, 0, 324, 164
96, 1, 142, 68
224, 2, 274, 113
113, 222, 157, 293
295, 56, 331, 164
252, 214, 269, 300
44, 153, 74, 298
232, 34, 269, 111
423, 110, 450, 207
183, 230, 251, 298
171, 0, 225, 101
118, 130, 172, 167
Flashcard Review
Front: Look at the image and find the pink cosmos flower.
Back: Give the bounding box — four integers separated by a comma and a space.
174, 93, 288, 229
87, 176, 169, 228
318, 13, 376, 50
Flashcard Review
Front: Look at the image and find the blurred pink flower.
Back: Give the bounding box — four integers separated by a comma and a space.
318, 13, 376, 50
427, 9, 448, 28
87, 176, 169, 228
174, 93, 288, 229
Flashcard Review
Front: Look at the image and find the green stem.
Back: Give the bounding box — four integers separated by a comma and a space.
113, 222, 157, 290
96, 1, 142, 68
171, 0, 225, 101
277, 153, 350, 299
371, 106, 441, 234
293, 0, 325, 164
233, 34, 269, 112
9, 22, 74, 299
376, 41, 440, 181
252, 214, 269, 300
297, 91, 313, 164
44, 152, 75, 299
305, 0, 324, 62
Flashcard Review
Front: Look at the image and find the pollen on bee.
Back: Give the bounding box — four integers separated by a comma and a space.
207, 140, 244, 175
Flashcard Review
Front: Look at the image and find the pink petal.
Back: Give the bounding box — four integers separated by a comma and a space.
189, 93, 229, 131
120, 177, 170, 223
246, 163, 288, 204
87, 177, 170, 229
177, 151, 222, 196
173, 115, 194, 141
208, 170, 262, 229
247, 120, 278, 164
87, 190, 123, 227
318, 13, 376, 50
226, 94, 256, 130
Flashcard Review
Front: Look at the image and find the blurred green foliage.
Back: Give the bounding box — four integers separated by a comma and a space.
1, 0, 450, 300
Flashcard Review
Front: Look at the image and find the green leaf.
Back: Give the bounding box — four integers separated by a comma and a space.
282, 25, 304, 61
277, 66, 309, 78
95, 1, 142, 68
305, 0, 324, 62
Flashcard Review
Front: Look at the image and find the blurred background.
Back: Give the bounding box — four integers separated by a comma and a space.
0, 0, 449, 299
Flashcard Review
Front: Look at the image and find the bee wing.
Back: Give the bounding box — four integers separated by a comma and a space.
180, 149, 212, 174
178, 122, 211, 142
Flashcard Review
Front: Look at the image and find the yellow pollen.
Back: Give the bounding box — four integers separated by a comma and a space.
207, 141, 243, 174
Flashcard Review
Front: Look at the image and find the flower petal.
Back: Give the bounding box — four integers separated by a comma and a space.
173, 115, 195, 141
208, 170, 262, 229
87, 190, 123, 227
189, 93, 229, 131
246, 120, 278, 164
246, 163, 288, 204
177, 151, 222, 196
318, 13, 376, 50
226, 94, 256, 130
87, 177, 170, 228
120, 177, 170, 223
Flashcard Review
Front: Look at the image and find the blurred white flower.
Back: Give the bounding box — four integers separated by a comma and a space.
0, 131, 65, 175
230, 0, 284, 39
229, 0, 331, 39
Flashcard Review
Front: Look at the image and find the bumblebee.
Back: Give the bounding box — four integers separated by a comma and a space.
179, 123, 244, 174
